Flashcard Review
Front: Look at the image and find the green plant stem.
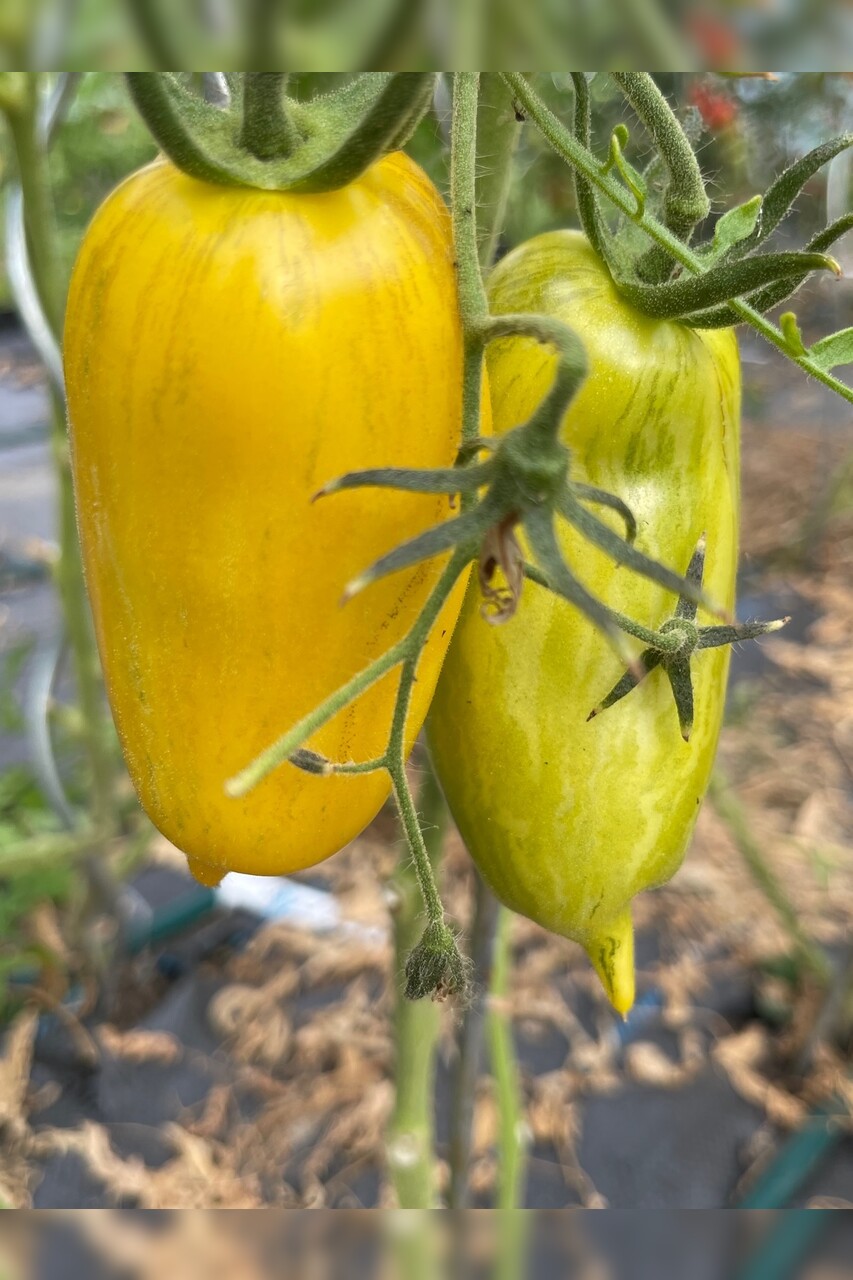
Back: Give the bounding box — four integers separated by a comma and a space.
451, 72, 490, 466
448, 873, 500, 1208
488, 908, 527, 1210
5, 86, 65, 335
611, 73, 710, 240
51, 398, 115, 831
502, 74, 853, 409
4, 76, 115, 834
390, 748, 445, 931
709, 770, 830, 982
239, 73, 300, 161
475, 72, 521, 271
387, 765, 447, 1208
445, 71, 529, 1213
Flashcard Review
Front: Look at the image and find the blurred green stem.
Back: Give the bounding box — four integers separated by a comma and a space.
709, 770, 830, 982
475, 72, 521, 271
448, 873, 499, 1207
609, 5, 691, 81
3, 74, 115, 833
239, 73, 300, 161
446, 70, 527, 1212
488, 908, 527, 1210
387, 763, 447, 1207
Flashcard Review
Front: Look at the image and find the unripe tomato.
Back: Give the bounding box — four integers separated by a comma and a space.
65, 153, 470, 885
429, 231, 740, 1015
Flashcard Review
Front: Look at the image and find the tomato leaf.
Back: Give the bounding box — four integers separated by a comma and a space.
683, 212, 853, 328
621, 251, 838, 320
728, 132, 853, 260
707, 196, 762, 262
808, 326, 853, 373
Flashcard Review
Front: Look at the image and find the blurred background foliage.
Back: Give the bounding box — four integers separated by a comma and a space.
1, 0, 852, 74
2, 70, 852, 310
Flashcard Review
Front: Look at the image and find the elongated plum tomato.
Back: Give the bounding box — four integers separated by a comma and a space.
64, 153, 474, 886
429, 231, 740, 1015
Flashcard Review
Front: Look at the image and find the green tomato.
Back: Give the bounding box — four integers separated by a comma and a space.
428, 230, 741, 1016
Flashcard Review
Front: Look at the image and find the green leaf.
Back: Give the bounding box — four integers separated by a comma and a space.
728, 133, 853, 260
620, 251, 838, 321
681, 212, 853, 329
708, 195, 762, 261
808, 327, 853, 373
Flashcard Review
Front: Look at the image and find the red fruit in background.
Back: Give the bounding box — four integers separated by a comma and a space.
689, 80, 738, 132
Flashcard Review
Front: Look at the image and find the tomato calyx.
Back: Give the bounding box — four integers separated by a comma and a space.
125, 73, 436, 193
404, 920, 471, 1001
587, 537, 789, 741
318, 313, 725, 665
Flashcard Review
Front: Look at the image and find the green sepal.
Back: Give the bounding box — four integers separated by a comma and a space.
683, 213, 853, 329
728, 132, 853, 261
322, 311, 718, 662
314, 462, 494, 501
704, 195, 762, 263
558, 491, 715, 614
524, 505, 636, 666
666, 660, 694, 741
404, 920, 469, 1000
619, 250, 839, 321
587, 537, 789, 739
126, 72, 436, 194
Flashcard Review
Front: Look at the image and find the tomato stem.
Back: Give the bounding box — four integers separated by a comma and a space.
475, 73, 522, 272
488, 907, 529, 1211
239, 73, 300, 161
503, 74, 853, 409
386, 762, 446, 1207
611, 73, 710, 280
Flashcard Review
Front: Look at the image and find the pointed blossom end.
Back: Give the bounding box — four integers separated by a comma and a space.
311, 478, 341, 502
341, 575, 369, 605
585, 909, 635, 1018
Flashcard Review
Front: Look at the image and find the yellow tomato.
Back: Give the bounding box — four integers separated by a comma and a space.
429, 231, 740, 1015
65, 152, 471, 884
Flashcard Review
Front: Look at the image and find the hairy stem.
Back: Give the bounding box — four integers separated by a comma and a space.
611, 73, 710, 242
239, 73, 300, 161
502, 74, 853, 409
448, 874, 500, 1207
387, 764, 447, 1207
475, 72, 522, 270
451, 71, 490, 466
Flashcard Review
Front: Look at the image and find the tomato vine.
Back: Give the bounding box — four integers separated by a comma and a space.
229, 71, 848, 998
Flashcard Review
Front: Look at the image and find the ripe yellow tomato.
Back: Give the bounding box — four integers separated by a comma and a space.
65, 152, 471, 885
429, 231, 740, 1015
